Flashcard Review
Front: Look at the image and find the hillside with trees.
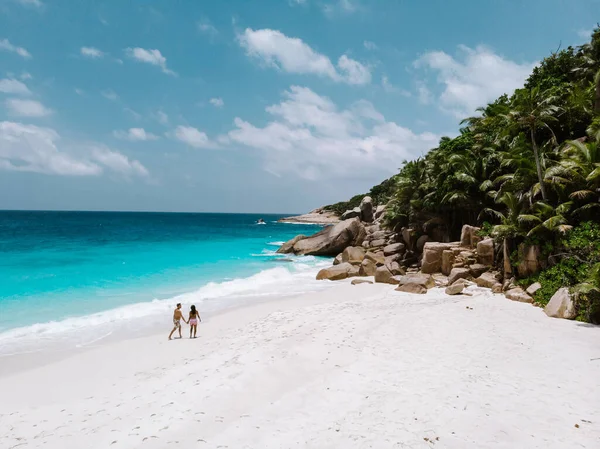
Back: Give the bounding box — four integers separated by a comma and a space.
324, 27, 600, 322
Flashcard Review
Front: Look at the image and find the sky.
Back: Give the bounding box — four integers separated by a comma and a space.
0, 0, 598, 213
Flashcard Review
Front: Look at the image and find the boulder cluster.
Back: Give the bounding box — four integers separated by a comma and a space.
278, 203, 580, 318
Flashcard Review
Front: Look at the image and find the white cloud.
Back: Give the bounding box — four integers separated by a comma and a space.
198, 18, 218, 39
80, 47, 104, 58
20, 72, 32, 80
226, 85, 438, 180
337, 54, 371, 84
125, 47, 176, 75
239, 28, 370, 85
5, 98, 52, 117
0, 39, 32, 59
416, 81, 432, 105
0, 121, 148, 178
74, 88, 84, 96
101, 89, 119, 101
90, 147, 149, 177
363, 40, 378, 51
156, 111, 169, 125
173, 125, 215, 149
210, 98, 224, 108
15, 0, 43, 8
0, 78, 31, 95
415, 45, 535, 117
113, 127, 159, 141
381, 76, 410, 96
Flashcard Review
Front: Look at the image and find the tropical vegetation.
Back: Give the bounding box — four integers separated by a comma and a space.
325, 27, 600, 322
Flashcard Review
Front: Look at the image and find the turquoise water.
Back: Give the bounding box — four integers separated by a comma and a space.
0, 211, 330, 355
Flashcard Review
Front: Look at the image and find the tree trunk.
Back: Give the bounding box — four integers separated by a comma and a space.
594, 69, 600, 114
530, 128, 548, 200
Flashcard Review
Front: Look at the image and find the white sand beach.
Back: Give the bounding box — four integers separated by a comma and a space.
1, 283, 599, 449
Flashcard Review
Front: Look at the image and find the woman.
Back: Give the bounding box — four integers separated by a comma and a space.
188, 305, 201, 339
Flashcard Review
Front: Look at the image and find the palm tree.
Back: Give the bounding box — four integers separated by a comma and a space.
505, 87, 562, 201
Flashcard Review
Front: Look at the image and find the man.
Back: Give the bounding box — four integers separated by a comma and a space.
168, 303, 187, 340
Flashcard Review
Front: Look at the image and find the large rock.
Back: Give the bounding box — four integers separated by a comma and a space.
416, 235, 430, 253
448, 267, 471, 285
341, 246, 366, 265
386, 259, 405, 276
397, 274, 435, 289
365, 251, 385, 265
383, 243, 405, 256
396, 283, 427, 294
292, 218, 366, 256
316, 263, 354, 281
505, 287, 533, 303
402, 228, 416, 250
475, 271, 499, 288
341, 207, 361, 220
277, 235, 307, 254
469, 263, 489, 278
517, 244, 545, 277
370, 230, 387, 240
359, 196, 374, 223
544, 287, 577, 319
460, 225, 481, 248
526, 282, 542, 296
374, 205, 386, 220
359, 258, 377, 276
333, 254, 343, 265
441, 250, 455, 276
445, 283, 464, 295
374, 266, 400, 284
421, 242, 456, 274
477, 238, 495, 266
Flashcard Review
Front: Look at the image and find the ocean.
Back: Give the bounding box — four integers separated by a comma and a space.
0, 211, 331, 356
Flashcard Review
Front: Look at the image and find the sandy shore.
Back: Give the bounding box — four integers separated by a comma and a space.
1, 283, 599, 449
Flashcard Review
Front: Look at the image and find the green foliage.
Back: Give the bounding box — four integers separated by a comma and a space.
322, 174, 399, 216
322, 30, 600, 323
519, 258, 589, 306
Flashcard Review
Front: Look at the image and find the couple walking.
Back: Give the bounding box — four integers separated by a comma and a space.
168, 303, 201, 340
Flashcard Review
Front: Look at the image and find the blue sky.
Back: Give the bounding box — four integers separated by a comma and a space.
0, 0, 598, 213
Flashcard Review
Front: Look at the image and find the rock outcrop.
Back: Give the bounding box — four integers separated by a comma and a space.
397, 274, 435, 289
396, 283, 427, 294
277, 235, 307, 254
544, 287, 577, 319
316, 263, 356, 281
359, 258, 377, 276
526, 282, 542, 296
505, 287, 533, 303
341, 246, 366, 265
359, 196, 374, 223
448, 267, 470, 285
341, 207, 361, 220
474, 272, 499, 288
289, 218, 366, 256
460, 224, 481, 248
445, 283, 464, 295
374, 266, 400, 284
421, 242, 457, 274
477, 238, 494, 266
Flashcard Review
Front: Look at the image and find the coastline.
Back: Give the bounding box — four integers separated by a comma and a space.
278, 210, 340, 225
2, 282, 598, 448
